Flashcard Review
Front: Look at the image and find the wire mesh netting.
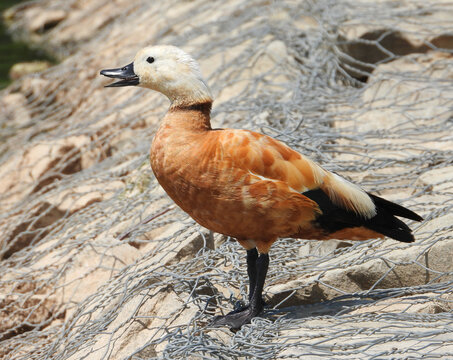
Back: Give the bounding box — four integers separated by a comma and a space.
0, 0, 452, 358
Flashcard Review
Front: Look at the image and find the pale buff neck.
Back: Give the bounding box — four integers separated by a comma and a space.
159, 73, 213, 110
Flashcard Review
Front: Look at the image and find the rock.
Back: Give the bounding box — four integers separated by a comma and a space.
2, 1, 39, 25
0, 93, 31, 128
66, 287, 198, 360
0, 135, 110, 209
416, 166, 453, 193
338, 4, 453, 80
349, 292, 453, 315
0, 236, 141, 350
360, 52, 452, 129
56, 237, 141, 320
47, 181, 124, 214
272, 290, 453, 322
0, 293, 58, 341
268, 233, 453, 308
4, 0, 143, 55
418, 213, 453, 242
251, 37, 296, 88
140, 223, 215, 266
337, 52, 453, 132
9, 61, 52, 80
214, 37, 296, 106
0, 202, 66, 259
49, 0, 135, 48
24, 8, 67, 34
20, 77, 53, 99
268, 279, 327, 307
293, 14, 319, 32
298, 239, 353, 258
0, 139, 78, 199
0, 242, 63, 346
265, 40, 289, 64
277, 316, 452, 359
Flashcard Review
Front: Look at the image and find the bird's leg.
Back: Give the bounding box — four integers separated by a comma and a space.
247, 248, 259, 301
233, 248, 262, 312
248, 253, 269, 314
211, 252, 269, 330
242, 248, 266, 307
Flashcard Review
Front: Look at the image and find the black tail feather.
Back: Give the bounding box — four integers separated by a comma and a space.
368, 193, 423, 222
363, 207, 415, 243
303, 189, 423, 243
364, 194, 422, 243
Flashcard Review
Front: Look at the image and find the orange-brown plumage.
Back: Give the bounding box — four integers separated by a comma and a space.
101, 45, 422, 329
149, 102, 393, 253
150, 104, 323, 252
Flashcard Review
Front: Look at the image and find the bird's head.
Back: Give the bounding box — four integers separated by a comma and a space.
100, 45, 212, 107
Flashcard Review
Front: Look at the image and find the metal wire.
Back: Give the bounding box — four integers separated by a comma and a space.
0, 0, 452, 359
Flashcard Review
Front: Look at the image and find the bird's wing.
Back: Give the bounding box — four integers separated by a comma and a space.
217, 129, 377, 219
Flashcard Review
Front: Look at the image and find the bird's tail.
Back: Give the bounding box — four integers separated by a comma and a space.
363, 194, 423, 243
302, 188, 423, 243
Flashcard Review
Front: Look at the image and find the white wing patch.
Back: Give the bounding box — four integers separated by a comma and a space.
248, 171, 305, 193
324, 173, 377, 218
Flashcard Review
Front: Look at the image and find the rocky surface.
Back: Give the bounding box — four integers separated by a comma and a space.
0, 0, 452, 359
338, 1, 453, 81
9, 61, 52, 80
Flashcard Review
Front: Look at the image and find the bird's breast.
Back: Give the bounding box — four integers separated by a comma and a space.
151, 129, 266, 239
151, 128, 238, 231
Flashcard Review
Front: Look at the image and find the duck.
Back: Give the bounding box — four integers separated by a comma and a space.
100, 45, 423, 330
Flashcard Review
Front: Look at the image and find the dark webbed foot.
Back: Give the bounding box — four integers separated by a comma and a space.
210, 252, 269, 330
210, 306, 262, 330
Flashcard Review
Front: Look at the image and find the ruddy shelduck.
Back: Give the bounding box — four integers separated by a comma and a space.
101, 45, 422, 330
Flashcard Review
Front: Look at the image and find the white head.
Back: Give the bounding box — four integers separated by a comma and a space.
100, 45, 212, 107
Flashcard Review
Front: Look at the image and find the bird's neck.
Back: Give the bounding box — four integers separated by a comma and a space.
166, 75, 213, 110
163, 101, 213, 132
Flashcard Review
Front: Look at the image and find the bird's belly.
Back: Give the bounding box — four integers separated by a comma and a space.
153, 167, 259, 239
153, 165, 262, 240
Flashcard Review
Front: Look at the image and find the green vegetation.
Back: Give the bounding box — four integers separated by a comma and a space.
0, 0, 55, 89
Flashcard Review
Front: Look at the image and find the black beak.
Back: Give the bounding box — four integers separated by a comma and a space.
100, 62, 139, 87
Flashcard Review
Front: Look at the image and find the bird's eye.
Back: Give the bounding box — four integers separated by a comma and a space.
146, 57, 155, 64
